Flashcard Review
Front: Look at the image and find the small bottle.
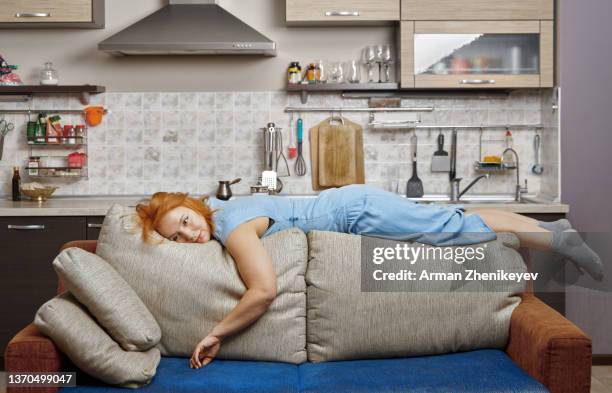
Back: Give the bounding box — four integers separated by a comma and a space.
36, 113, 47, 143
12, 167, 21, 201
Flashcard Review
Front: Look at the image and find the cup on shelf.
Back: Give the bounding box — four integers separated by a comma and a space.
329, 61, 344, 84
345, 60, 361, 83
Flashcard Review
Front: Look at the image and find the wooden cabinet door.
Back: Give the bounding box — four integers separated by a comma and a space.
401, 0, 553, 21
0, 0, 92, 23
400, 20, 553, 89
286, 0, 399, 25
0, 216, 86, 358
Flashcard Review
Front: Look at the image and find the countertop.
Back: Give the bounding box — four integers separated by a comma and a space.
0, 195, 570, 216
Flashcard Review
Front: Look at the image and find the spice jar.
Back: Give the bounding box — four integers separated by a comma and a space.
28, 156, 40, 176
287, 62, 302, 84
63, 125, 75, 144
75, 124, 86, 140
305, 63, 319, 84
39, 62, 59, 85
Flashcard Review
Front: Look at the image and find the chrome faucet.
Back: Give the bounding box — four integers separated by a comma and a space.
501, 147, 528, 202
449, 128, 490, 202
450, 174, 490, 202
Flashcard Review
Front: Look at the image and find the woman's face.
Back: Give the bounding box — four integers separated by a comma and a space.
156, 206, 211, 243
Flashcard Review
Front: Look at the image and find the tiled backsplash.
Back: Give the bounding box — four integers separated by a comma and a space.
0, 90, 553, 198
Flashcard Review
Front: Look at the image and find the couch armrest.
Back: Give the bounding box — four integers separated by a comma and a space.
506, 293, 592, 393
4, 323, 62, 393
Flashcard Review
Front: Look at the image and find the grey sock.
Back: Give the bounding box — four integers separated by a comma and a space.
539, 219, 572, 232
551, 229, 603, 281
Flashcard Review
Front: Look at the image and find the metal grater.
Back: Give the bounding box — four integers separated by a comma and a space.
261, 170, 277, 190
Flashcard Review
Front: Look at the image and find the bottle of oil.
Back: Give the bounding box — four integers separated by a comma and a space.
12, 166, 21, 201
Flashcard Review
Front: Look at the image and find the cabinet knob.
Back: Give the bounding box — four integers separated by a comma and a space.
7, 224, 45, 230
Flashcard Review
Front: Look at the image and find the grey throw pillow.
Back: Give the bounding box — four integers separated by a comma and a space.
34, 293, 160, 388
305, 231, 526, 362
53, 247, 161, 351
95, 204, 308, 364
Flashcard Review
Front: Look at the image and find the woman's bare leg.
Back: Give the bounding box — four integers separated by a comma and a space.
471, 208, 552, 251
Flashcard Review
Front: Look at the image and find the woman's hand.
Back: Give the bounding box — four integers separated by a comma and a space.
190, 334, 221, 369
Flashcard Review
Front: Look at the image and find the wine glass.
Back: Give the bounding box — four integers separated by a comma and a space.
382, 45, 393, 82
363, 46, 377, 83
374, 45, 385, 83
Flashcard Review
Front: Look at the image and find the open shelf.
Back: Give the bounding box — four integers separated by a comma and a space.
287, 82, 399, 103
25, 167, 87, 178
0, 85, 105, 104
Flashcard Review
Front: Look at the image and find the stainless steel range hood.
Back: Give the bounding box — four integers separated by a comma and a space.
98, 0, 276, 56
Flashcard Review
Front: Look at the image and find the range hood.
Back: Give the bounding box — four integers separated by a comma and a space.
98, 0, 276, 56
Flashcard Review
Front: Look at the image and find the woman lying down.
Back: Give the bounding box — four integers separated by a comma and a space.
135, 184, 603, 370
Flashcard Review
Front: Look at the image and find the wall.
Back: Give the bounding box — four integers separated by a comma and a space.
559, 0, 612, 355
0, 0, 551, 198
0, 0, 394, 91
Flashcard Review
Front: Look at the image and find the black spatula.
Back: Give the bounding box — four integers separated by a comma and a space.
406, 134, 424, 197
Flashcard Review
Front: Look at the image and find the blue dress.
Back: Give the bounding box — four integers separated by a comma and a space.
207, 184, 496, 247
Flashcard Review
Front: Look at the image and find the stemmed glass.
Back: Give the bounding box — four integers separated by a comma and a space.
363, 46, 377, 83
382, 45, 393, 82
374, 45, 384, 83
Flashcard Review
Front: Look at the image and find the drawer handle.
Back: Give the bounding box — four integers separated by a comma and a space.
15, 12, 52, 18
459, 79, 496, 85
87, 223, 103, 229
7, 224, 45, 230
325, 11, 360, 17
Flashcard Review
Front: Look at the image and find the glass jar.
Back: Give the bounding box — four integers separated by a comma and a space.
28, 157, 40, 176
39, 62, 59, 85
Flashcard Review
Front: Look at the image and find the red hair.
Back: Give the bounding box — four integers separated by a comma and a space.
136, 192, 216, 244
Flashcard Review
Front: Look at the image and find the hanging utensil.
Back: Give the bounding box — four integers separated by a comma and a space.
288, 113, 297, 159
275, 127, 291, 177
0, 117, 15, 161
295, 116, 307, 176
531, 133, 544, 175
406, 133, 424, 197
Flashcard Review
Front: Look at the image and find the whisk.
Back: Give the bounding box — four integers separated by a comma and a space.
295, 116, 307, 176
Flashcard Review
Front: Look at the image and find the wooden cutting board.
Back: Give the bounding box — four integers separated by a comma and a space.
310, 117, 364, 190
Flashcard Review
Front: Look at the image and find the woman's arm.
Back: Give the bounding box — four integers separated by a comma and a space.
190, 218, 277, 368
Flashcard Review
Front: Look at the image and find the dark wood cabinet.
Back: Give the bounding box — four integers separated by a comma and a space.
0, 216, 86, 367
86, 216, 104, 240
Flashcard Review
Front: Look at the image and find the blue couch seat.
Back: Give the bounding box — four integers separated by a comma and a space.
60, 349, 547, 393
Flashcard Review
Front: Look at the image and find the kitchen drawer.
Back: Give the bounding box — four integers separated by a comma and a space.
401, 0, 553, 21
0, 0, 104, 28
0, 216, 86, 358
286, 0, 399, 25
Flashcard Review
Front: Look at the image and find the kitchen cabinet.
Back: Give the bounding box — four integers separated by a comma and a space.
86, 216, 104, 240
286, 0, 399, 25
400, 21, 554, 88
0, 216, 86, 363
0, 0, 104, 29
401, 0, 553, 21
